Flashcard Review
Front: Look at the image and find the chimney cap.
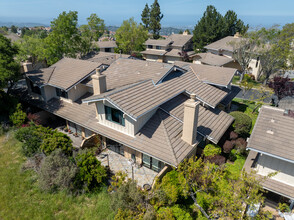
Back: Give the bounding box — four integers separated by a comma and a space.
190, 93, 196, 101
96, 67, 102, 75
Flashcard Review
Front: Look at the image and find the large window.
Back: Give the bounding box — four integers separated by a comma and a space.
56, 88, 68, 99
143, 154, 164, 172
105, 106, 125, 126
156, 46, 161, 50
147, 45, 153, 49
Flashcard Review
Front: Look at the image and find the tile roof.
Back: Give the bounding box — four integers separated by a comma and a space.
95, 41, 117, 48
141, 49, 167, 56
160, 94, 234, 143
145, 39, 171, 47
83, 66, 228, 119
247, 105, 294, 163
204, 36, 243, 52
190, 63, 237, 87
278, 96, 294, 111
194, 53, 234, 66
167, 34, 193, 47
86, 52, 130, 65
26, 58, 102, 91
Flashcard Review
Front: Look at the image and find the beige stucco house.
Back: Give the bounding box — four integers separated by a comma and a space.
244, 105, 294, 207
96, 41, 117, 53
141, 33, 196, 63
25, 56, 238, 174
204, 35, 262, 80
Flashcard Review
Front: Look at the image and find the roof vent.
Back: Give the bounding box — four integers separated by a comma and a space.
270, 118, 275, 123
266, 129, 274, 135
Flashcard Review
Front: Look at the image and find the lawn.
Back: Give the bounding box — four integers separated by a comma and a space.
226, 153, 247, 179
0, 132, 115, 220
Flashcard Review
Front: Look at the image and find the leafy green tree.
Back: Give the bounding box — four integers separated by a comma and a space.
39, 149, 78, 192
193, 5, 224, 51
0, 34, 21, 91
141, 3, 150, 30
9, 103, 26, 127
279, 23, 294, 69
86, 13, 105, 41
44, 11, 82, 65
10, 25, 17, 33
115, 18, 148, 54
157, 205, 193, 220
229, 111, 252, 137
223, 10, 248, 36
75, 150, 107, 191
149, 0, 164, 39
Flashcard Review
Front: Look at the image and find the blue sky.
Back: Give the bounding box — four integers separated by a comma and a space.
0, 0, 294, 28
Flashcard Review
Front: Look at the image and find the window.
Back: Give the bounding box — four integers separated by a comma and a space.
147, 45, 153, 49
142, 154, 164, 172
256, 57, 260, 68
56, 88, 68, 99
105, 106, 125, 126
156, 46, 161, 49
105, 48, 111, 52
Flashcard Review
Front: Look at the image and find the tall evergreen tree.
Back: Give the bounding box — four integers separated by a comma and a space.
141, 3, 150, 30
193, 5, 224, 51
223, 10, 249, 36
149, 0, 163, 39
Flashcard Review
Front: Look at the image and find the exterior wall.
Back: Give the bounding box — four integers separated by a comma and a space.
134, 108, 157, 134
256, 154, 294, 187
145, 54, 160, 62
165, 56, 182, 64
100, 48, 115, 53
124, 146, 143, 165
96, 101, 135, 136
206, 49, 233, 58
43, 85, 56, 101
248, 58, 262, 80
68, 83, 88, 102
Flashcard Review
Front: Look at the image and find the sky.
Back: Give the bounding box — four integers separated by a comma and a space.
0, 0, 294, 28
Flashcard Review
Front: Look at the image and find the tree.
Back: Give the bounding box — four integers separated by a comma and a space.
229, 111, 252, 137
240, 74, 254, 98
44, 11, 83, 65
268, 76, 294, 106
115, 18, 148, 54
223, 10, 248, 36
86, 13, 105, 41
177, 157, 271, 219
10, 25, 17, 33
149, 0, 164, 39
9, 103, 26, 127
0, 34, 20, 92
141, 3, 150, 30
193, 5, 224, 52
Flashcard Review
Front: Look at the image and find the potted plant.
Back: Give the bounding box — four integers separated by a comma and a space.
68, 129, 72, 134
63, 127, 68, 132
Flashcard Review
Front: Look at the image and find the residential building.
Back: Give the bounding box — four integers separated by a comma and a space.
24, 57, 237, 183
141, 33, 196, 63
204, 35, 262, 79
244, 105, 294, 206
96, 41, 117, 53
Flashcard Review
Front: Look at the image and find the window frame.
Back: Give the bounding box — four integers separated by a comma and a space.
104, 105, 125, 126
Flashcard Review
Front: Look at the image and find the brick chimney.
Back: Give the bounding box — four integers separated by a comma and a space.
91, 67, 107, 95
182, 94, 200, 145
22, 62, 33, 73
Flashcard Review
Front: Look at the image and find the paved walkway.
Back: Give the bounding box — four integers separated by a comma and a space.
97, 149, 158, 188
57, 128, 83, 148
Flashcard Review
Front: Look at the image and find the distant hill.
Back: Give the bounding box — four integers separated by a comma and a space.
0, 21, 48, 28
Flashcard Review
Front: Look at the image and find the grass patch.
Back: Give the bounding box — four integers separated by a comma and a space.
226, 154, 246, 179
0, 132, 115, 220
232, 75, 240, 85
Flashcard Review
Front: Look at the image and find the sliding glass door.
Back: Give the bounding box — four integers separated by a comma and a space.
142, 154, 163, 172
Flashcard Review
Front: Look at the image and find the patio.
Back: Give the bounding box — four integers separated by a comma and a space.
97, 148, 158, 188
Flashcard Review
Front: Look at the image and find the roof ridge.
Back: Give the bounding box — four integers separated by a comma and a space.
47, 66, 56, 84
158, 109, 178, 165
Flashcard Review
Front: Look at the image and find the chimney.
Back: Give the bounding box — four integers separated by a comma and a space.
182, 94, 200, 145
234, 32, 240, 38
91, 67, 107, 95
22, 62, 33, 73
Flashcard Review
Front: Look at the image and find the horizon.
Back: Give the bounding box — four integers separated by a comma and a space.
1, 0, 294, 29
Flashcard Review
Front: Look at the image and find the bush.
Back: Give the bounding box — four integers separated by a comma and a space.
40, 131, 73, 156
205, 155, 226, 166
235, 138, 247, 155
223, 140, 234, 154
229, 131, 238, 140
203, 144, 222, 157
38, 149, 78, 192
0, 90, 18, 116
15, 125, 42, 157
27, 113, 41, 125
229, 111, 252, 137
75, 150, 107, 191
9, 103, 26, 127
157, 205, 193, 220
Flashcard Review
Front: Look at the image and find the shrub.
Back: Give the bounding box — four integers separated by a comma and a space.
75, 150, 107, 191
40, 131, 73, 156
235, 138, 247, 155
157, 205, 193, 220
229, 111, 252, 137
223, 140, 234, 154
205, 155, 226, 166
9, 103, 26, 127
38, 149, 78, 192
229, 131, 238, 140
27, 113, 41, 125
203, 144, 222, 157
15, 125, 42, 157
229, 149, 237, 162
0, 90, 18, 116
